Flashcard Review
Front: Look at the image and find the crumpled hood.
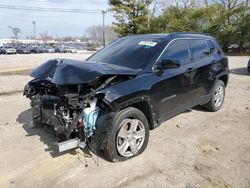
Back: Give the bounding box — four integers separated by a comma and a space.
31, 59, 137, 85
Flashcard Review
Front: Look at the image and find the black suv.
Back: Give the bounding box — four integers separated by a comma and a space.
24, 32, 229, 162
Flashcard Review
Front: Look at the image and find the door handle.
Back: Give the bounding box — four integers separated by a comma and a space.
185, 67, 195, 73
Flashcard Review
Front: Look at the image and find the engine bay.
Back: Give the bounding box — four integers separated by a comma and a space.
23, 77, 112, 151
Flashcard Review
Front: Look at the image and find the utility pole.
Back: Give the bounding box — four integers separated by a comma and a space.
102, 10, 106, 47
32, 21, 36, 43
146, 0, 150, 29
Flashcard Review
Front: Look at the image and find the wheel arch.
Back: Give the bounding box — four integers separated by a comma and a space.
116, 97, 158, 130
90, 95, 157, 152
218, 74, 228, 87
130, 101, 155, 130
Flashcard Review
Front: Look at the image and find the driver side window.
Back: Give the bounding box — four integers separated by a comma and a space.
161, 39, 190, 64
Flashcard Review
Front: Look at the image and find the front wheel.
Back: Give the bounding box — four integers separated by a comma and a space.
204, 80, 225, 111
104, 107, 149, 162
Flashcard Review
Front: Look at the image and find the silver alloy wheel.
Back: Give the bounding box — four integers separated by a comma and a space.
214, 84, 224, 107
116, 118, 146, 157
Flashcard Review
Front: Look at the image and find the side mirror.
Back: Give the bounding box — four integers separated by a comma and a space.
153, 59, 180, 75
159, 59, 181, 69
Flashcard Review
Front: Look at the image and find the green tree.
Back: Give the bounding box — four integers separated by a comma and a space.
109, 0, 152, 36
155, 6, 206, 33
151, 0, 249, 51
207, 0, 250, 51
109, 0, 250, 52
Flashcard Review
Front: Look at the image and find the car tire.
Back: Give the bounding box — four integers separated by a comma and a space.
103, 107, 149, 162
204, 80, 225, 111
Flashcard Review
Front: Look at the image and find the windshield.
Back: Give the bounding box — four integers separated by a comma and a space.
87, 37, 167, 70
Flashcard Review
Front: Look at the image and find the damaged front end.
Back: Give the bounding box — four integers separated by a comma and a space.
24, 78, 102, 152
24, 59, 136, 152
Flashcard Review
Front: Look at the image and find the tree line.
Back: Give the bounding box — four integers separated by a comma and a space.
109, 0, 250, 52
7, 25, 117, 45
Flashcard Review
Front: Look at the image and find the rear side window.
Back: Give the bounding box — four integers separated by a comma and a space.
161, 39, 190, 63
207, 39, 223, 55
207, 40, 215, 51
188, 39, 210, 60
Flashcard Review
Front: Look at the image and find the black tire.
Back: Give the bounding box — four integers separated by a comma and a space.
103, 107, 149, 162
204, 79, 225, 112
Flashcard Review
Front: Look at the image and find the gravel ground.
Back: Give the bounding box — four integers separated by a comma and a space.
0, 52, 92, 93
0, 54, 249, 188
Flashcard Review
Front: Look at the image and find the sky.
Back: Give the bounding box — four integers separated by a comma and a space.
0, 0, 114, 38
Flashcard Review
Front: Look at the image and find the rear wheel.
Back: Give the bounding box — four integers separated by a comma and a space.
204, 80, 225, 111
104, 107, 149, 162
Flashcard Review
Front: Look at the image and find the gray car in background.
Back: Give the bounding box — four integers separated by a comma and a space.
0, 46, 17, 54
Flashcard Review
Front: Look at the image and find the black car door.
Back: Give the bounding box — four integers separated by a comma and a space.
188, 39, 216, 105
151, 39, 196, 122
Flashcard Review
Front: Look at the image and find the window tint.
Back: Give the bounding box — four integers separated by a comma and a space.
189, 39, 210, 59
161, 39, 190, 63
207, 40, 215, 50
87, 37, 167, 70
207, 39, 223, 55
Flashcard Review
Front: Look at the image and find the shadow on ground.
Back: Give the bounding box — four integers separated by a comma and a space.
192, 105, 209, 112
230, 67, 249, 76
16, 109, 85, 158
16, 107, 207, 162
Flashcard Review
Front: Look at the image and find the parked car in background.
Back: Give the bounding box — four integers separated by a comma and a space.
228, 44, 239, 53
0, 46, 17, 54
17, 46, 31, 54
96, 46, 104, 51
65, 46, 77, 53
44, 46, 55, 53
86, 47, 97, 51
30, 46, 44, 53
24, 32, 229, 162
55, 46, 67, 53
41, 46, 49, 53
228, 43, 250, 54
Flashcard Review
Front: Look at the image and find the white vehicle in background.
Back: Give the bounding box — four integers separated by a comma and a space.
45, 46, 55, 53
96, 46, 104, 51
0, 46, 17, 54
65, 46, 77, 53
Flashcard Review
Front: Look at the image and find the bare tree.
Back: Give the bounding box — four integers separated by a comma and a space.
174, 0, 196, 8
86, 25, 118, 45
158, 0, 175, 7
61, 36, 74, 42
8, 26, 21, 43
86, 25, 102, 43
151, 0, 164, 15
212, 0, 249, 9
40, 32, 53, 43
151, 0, 174, 15
105, 26, 118, 44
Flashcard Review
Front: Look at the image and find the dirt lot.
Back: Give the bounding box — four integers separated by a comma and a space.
0, 54, 249, 188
